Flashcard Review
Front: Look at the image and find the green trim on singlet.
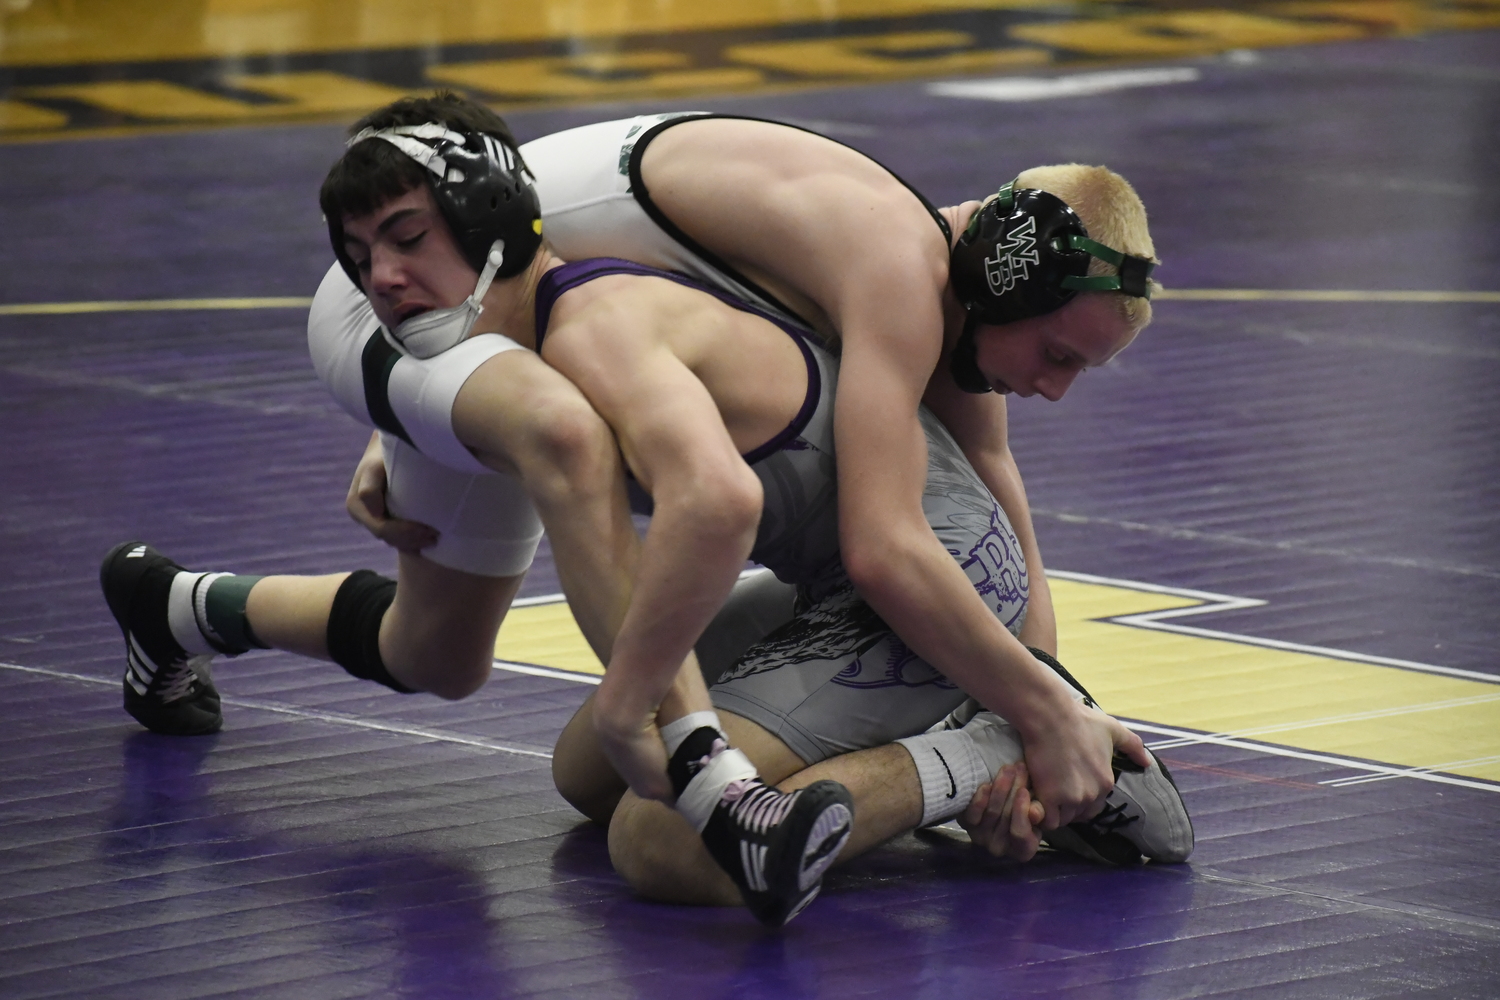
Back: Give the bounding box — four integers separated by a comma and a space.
359, 329, 413, 446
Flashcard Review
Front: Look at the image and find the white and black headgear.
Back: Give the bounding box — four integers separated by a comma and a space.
329, 122, 543, 288
947, 179, 1157, 393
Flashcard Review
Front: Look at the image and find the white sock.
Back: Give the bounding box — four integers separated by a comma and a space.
166, 571, 227, 656
962, 712, 1026, 778
896, 728, 991, 828
660, 710, 722, 757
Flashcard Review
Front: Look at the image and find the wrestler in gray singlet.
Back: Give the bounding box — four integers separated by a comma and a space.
712, 400, 1028, 764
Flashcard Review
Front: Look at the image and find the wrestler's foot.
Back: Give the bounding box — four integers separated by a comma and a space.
702, 778, 854, 928
961, 709, 1024, 772
101, 542, 222, 736
1043, 749, 1194, 865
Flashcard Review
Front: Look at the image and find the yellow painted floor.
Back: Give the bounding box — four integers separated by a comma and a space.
495, 574, 1500, 783
4, 1, 1499, 140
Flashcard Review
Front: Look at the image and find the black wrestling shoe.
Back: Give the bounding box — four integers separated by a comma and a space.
1044, 749, 1194, 865
101, 542, 222, 736
701, 778, 854, 928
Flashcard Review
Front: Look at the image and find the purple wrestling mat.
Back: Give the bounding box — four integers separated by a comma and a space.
2, 30, 1497, 999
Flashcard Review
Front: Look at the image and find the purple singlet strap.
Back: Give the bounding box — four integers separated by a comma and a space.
533, 259, 670, 350
532, 258, 821, 464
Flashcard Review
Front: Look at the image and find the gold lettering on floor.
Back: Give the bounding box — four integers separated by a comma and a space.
725, 31, 1049, 78
24, 73, 411, 122
9, 3, 1500, 139
428, 51, 763, 100
0, 98, 66, 130
225, 71, 412, 114
1270, 0, 1500, 32
26, 81, 272, 121
1009, 10, 1366, 57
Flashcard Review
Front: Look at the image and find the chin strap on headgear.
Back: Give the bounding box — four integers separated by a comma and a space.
949, 314, 994, 394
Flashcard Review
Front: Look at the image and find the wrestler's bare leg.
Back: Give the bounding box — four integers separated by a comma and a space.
241, 573, 347, 658
554, 666, 714, 823
554, 569, 794, 821
241, 551, 521, 699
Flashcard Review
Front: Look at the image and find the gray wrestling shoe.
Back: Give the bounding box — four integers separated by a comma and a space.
1044, 749, 1195, 865
101, 542, 223, 736
1021, 646, 1194, 864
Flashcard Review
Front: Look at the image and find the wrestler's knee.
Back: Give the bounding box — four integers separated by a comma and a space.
605, 792, 655, 892
407, 652, 492, 700
379, 599, 502, 700
553, 695, 627, 824
379, 615, 494, 699
378, 551, 518, 699
554, 762, 622, 825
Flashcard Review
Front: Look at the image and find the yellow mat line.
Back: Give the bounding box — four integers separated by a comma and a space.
0, 297, 315, 316
1182, 690, 1500, 742
5, 289, 1498, 316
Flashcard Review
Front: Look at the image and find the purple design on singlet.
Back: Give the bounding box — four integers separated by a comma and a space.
533, 258, 822, 463
958, 508, 1029, 631
830, 638, 959, 690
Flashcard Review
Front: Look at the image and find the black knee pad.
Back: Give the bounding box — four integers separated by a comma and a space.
327, 570, 415, 694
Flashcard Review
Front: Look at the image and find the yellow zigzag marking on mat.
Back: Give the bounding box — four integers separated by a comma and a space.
495, 572, 1500, 786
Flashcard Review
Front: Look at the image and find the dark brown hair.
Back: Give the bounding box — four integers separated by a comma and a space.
319, 91, 527, 227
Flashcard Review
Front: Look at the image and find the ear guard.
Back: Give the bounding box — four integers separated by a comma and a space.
948, 179, 1156, 393
331, 123, 543, 289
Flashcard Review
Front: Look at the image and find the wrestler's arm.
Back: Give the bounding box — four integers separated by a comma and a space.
539, 294, 763, 790
346, 430, 441, 553
448, 348, 641, 663
344, 345, 713, 806
921, 382, 1057, 654
653, 150, 1133, 825
834, 279, 1137, 830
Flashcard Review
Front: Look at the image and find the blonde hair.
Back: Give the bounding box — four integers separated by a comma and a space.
1014, 164, 1159, 332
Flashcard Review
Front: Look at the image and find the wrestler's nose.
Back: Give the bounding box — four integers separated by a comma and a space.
1034, 368, 1081, 402
367, 245, 405, 295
